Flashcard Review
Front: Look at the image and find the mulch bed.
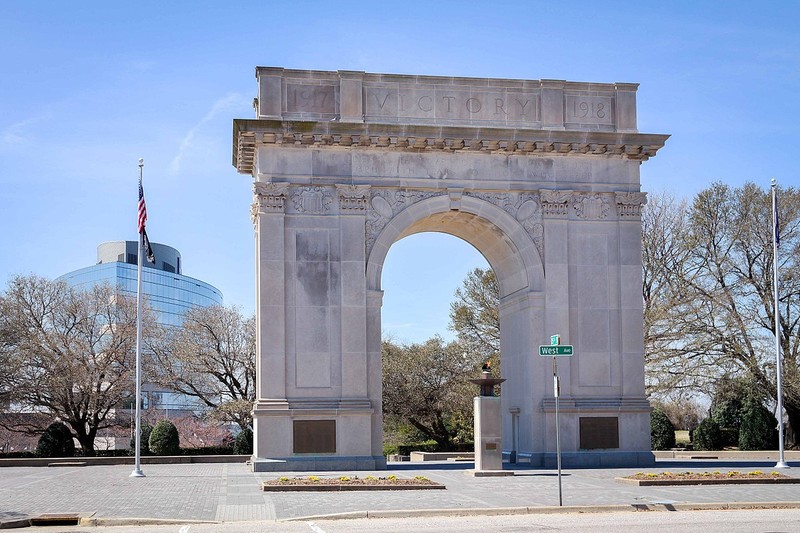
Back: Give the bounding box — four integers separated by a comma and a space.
618, 470, 800, 486
261, 475, 445, 492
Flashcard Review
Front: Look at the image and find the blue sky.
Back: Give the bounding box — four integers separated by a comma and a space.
1, 1, 798, 344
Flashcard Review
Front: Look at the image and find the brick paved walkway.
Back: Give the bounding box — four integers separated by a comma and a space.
1, 460, 799, 523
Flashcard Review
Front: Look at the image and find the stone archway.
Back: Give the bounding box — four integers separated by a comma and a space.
234, 68, 668, 471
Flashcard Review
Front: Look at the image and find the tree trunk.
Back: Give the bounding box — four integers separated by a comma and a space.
783, 403, 800, 449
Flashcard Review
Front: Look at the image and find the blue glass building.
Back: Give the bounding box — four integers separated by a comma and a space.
59, 241, 223, 413
60, 241, 222, 327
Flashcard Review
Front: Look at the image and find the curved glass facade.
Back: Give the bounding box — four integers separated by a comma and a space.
60, 262, 222, 327
58, 242, 224, 415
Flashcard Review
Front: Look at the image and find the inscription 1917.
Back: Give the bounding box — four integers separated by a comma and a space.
286, 84, 336, 114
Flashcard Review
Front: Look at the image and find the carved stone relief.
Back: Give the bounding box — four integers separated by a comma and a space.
336, 184, 371, 213
251, 182, 290, 223
366, 188, 446, 257
615, 191, 648, 218
290, 186, 333, 214
540, 189, 573, 217
573, 193, 611, 220
466, 191, 545, 263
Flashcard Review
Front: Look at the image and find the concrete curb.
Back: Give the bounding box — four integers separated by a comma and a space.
82, 517, 220, 527
284, 501, 800, 522
0, 516, 30, 529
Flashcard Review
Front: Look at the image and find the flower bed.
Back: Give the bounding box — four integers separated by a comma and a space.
618, 470, 800, 486
261, 474, 445, 491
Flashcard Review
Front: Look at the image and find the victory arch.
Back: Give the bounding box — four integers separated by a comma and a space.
232, 67, 668, 472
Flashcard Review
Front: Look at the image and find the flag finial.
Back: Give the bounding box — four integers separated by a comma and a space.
138, 158, 144, 167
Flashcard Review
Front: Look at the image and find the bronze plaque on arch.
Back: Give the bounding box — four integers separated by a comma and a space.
579, 417, 619, 449
293, 420, 336, 453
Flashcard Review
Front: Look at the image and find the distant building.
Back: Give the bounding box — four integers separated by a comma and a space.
60, 241, 222, 327
59, 241, 223, 415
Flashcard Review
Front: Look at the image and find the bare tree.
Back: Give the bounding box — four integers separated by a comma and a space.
0, 275, 152, 455
151, 305, 255, 430
643, 183, 800, 445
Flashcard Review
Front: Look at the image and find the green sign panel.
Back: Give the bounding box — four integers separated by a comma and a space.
538, 345, 574, 356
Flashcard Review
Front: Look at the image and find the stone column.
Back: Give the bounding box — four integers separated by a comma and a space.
251, 182, 290, 458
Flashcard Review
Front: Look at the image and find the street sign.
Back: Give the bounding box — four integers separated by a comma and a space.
538, 345, 573, 356
550, 334, 560, 346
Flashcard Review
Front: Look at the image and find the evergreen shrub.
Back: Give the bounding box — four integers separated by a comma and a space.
693, 417, 724, 450
738, 398, 778, 450
129, 421, 153, 456
36, 422, 75, 458
233, 428, 253, 455
650, 407, 676, 450
148, 419, 180, 456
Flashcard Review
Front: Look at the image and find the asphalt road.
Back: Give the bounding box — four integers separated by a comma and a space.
18, 508, 800, 533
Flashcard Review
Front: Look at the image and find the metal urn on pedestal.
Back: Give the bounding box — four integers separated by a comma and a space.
469, 369, 513, 476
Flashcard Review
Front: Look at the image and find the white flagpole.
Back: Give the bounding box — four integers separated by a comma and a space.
130, 158, 146, 478
771, 178, 789, 469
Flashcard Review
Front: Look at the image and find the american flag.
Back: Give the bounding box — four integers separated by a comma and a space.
138, 177, 147, 234
138, 176, 155, 263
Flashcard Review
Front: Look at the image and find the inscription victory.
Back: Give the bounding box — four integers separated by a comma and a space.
364, 86, 539, 124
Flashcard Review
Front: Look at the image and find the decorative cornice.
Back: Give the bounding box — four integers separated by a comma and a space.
233, 120, 670, 175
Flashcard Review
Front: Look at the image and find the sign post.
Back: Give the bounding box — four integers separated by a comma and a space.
539, 337, 573, 506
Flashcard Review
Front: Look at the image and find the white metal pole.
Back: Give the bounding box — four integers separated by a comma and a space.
771, 179, 789, 469
130, 159, 145, 478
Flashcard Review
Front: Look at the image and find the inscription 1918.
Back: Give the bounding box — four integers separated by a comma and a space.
565, 95, 613, 125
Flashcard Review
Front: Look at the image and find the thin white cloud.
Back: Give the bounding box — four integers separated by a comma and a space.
170, 93, 247, 174
1, 115, 50, 145
383, 322, 416, 329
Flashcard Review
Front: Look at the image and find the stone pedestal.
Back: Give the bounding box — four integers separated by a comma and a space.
474, 396, 504, 472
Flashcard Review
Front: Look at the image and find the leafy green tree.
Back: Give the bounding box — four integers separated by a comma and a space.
650, 407, 676, 450
148, 419, 180, 456
382, 336, 480, 450
449, 268, 500, 372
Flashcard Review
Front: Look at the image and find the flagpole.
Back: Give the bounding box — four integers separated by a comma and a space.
130, 158, 146, 478
771, 178, 789, 469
